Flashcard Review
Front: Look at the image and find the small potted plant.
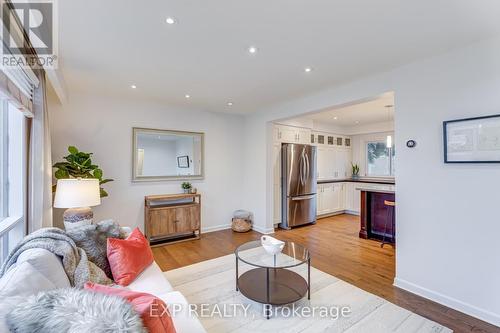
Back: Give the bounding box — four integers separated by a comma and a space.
351, 163, 360, 180
181, 182, 192, 194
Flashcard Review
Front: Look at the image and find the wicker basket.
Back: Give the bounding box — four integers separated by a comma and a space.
231, 218, 252, 233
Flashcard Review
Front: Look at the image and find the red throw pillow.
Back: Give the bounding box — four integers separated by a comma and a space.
107, 228, 154, 286
85, 282, 176, 333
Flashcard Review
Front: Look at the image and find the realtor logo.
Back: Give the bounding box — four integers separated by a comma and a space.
1, 0, 58, 68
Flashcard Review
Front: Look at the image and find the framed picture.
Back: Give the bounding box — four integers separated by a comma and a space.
443, 114, 500, 163
177, 155, 190, 168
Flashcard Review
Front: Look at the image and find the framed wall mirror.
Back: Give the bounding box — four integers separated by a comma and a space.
133, 128, 204, 181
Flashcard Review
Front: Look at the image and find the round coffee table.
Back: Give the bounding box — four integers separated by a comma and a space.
235, 240, 310, 319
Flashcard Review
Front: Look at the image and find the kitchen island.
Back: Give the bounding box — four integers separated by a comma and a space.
358, 187, 395, 243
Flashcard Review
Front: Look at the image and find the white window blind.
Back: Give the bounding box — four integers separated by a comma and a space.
0, 6, 40, 116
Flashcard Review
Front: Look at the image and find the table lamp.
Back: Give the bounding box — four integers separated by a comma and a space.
54, 178, 101, 230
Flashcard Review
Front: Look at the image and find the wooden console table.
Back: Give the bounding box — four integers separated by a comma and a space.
144, 193, 201, 246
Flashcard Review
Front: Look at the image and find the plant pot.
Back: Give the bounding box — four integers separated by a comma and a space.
183, 189, 191, 194
352, 174, 360, 180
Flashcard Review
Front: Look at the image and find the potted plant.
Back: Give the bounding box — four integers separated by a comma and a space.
351, 163, 360, 180
53, 146, 113, 197
181, 182, 192, 194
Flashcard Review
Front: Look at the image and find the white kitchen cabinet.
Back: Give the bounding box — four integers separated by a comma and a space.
316, 147, 325, 180
343, 182, 360, 214
318, 181, 394, 217
278, 126, 297, 143
317, 184, 334, 215
273, 144, 281, 225
314, 133, 326, 145
297, 128, 311, 144
317, 146, 352, 180
336, 148, 352, 179
275, 125, 311, 144
316, 184, 322, 215
317, 147, 335, 180
331, 184, 343, 212
317, 183, 343, 216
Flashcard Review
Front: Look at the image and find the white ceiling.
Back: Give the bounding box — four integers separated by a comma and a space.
304, 94, 395, 127
58, 0, 500, 114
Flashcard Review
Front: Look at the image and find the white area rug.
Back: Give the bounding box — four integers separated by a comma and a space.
164, 252, 452, 333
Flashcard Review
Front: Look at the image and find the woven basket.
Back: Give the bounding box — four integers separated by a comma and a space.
231, 218, 252, 233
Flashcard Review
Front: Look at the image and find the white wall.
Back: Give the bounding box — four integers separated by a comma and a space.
351, 131, 394, 177
49, 92, 245, 233
244, 36, 500, 325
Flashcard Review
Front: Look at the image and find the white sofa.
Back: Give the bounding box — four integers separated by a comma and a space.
0, 248, 206, 333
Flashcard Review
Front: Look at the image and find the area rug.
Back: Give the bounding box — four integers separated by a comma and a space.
164, 251, 452, 333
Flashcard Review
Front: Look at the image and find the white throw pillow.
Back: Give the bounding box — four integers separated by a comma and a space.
0, 261, 56, 298
17, 248, 71, 288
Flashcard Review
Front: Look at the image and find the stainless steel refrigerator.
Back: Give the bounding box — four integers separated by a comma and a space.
280, 143, 317, 229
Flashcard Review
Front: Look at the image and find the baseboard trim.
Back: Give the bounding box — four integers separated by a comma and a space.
394, 277, 500, 327
317, 210, 360, 219
252, 225, 274, 234
201, 224, 231, 233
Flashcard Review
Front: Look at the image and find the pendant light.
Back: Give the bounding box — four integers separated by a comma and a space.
385, 105, 393, 148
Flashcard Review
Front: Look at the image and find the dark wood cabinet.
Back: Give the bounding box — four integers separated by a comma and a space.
359, 190, 395, 243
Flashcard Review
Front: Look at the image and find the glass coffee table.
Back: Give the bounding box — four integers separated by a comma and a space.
235, 240, 310, 319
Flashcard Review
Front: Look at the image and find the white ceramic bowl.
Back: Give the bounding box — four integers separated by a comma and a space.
261, 236, 285, 255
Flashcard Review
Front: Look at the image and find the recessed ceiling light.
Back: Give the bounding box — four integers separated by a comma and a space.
131, 85, 137, 89
304, 67, 312, 73
227, 102, 233, 106
355, 121, 360, 124
166, 17, 176, 25
333, 116, 338, 120
185, 94, 191, 99
248, 46, 257, 54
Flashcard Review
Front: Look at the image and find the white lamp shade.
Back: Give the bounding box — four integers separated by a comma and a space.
54, 179, 101, 208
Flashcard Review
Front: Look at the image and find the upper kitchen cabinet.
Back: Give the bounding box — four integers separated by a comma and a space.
317, 146, 352, 180
317, 147, 335, 180
274, 124, 311, 144
345, 137, 351, 147
312, 132, 352, 148
336, 148, 352, 179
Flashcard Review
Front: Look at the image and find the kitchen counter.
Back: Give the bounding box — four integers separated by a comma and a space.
355, 187, 395, 194
318, 178, 395, 185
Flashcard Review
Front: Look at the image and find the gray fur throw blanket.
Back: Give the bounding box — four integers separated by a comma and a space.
6, 288, 146, 333
0, 228, 112, 288
66, 220, 122, 279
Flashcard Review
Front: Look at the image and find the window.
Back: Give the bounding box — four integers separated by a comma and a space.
0, 101, 27, 264
366, 141, 395, 177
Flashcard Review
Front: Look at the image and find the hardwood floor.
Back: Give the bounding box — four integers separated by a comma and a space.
152, 214, 499, 333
